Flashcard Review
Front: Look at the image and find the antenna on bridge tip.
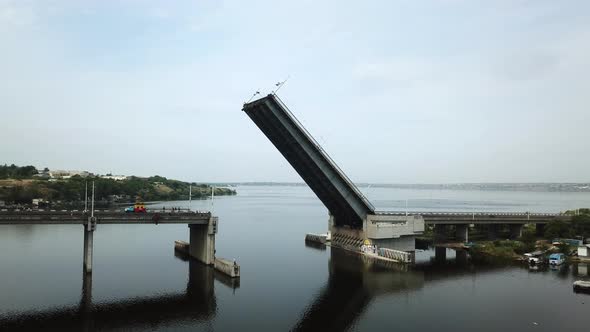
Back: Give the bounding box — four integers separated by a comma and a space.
245, 90, 261, 104
272, 75, 290, 95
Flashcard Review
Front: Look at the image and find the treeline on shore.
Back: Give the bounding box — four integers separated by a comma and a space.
0, 164, 236, 206
471, 209, 590, 263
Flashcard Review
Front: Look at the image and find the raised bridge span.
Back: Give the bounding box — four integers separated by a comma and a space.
243, 94, 374, 229
243, 94, 569, 254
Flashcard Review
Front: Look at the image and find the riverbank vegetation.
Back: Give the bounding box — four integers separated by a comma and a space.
545, 209, 590, 239
0, 164, 236, 207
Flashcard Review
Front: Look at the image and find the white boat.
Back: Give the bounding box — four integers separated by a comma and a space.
525, 250, 546, 266
573, 280, 590, 293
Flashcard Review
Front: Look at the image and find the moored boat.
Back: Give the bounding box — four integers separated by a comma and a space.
573, 280, 590, 293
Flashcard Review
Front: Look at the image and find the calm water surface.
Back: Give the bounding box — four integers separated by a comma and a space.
1, 185, 590, 331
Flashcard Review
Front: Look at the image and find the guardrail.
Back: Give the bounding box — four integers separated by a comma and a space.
378, 247, 412, 263
376, 211, 565, 217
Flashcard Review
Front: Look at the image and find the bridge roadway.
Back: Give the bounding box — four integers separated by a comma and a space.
0, 209, 218, 274
0, 210, 569, 226
376, 211, 570, 224
0, 210, 211, 225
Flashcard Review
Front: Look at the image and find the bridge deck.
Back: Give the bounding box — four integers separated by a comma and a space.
243, 94, 374, 228
377, 211, 570, 224
0, 210, 211, 225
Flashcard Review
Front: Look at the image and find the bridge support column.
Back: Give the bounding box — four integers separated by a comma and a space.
487, 224, 499, 240
189, 217, 217, 265
83, 217, 96, 274
434, 225, 447, 243
435, 247, 447, 263
509, 224, 523, 239
456, 250, 468, 265
455, 224, 468, 243
536, 224, 546, 237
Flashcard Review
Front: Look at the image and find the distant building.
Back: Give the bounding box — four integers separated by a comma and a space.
32, 198, 49, 208
49, 170, 91, 179
578, 245, 590, 258
100, 175, 127, 181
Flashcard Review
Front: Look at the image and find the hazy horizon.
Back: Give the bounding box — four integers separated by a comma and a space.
1, 1, 589, 184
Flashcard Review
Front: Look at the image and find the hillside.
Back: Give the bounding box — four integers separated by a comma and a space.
0, 164, 236, 207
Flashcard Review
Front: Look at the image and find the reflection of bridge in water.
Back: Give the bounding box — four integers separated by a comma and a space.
0, 253, 234, 331
292, 246, 543, 332
3, 246, 586, 331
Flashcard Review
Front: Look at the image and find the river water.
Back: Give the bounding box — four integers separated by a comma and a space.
1, 185, 590, 331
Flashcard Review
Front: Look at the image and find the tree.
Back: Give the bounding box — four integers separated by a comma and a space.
571, 215, 590, 239
544, 220, 573, 240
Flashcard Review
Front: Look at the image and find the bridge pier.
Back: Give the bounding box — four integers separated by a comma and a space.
455, 224, 469, 243
487, 224, 500, 240
435, 247, 447, 263
189, 217, 217, 265
456, 250, 468, 265
83, 217, 96, 274
509, 224, 523, 239
433, 224, 448, 243
328, 214, 423, 261
536, 224, 546, 237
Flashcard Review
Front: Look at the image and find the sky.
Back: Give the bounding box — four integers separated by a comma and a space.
1, 0, 589, 184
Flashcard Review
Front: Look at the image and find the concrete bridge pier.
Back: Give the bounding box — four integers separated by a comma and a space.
83, 217, 96, 274
455, 224, 469, 243
433, 225, 448, 243
487, 224, 500, 240
456, 250, 468, 265
509, 224, 523, 239
536, 224, 546, 237
435, 247, 447, 263
189, 217, 218, 265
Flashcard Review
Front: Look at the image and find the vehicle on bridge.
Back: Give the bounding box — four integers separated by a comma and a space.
125, 200, 146, 213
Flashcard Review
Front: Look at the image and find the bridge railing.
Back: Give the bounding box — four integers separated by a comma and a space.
375, 211, 566, 217
378, 247, 412, 263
